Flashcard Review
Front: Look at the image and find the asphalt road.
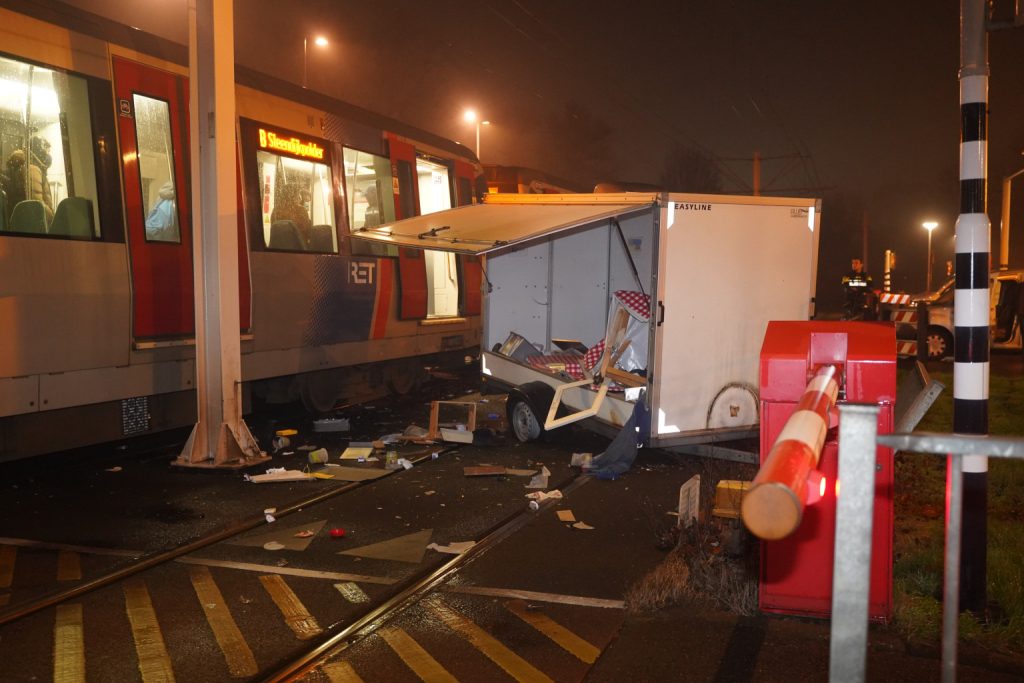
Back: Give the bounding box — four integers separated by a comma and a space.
0, 365, 1021, 681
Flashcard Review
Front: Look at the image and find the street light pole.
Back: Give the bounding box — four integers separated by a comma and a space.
303, 35, 328, 90
463, 109, 489, 160
923, 221, 938, 291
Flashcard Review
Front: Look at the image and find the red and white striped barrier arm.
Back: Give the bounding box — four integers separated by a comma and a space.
890, 310, 918, 325
879, 292, 911, 305
741, 364, 840, 540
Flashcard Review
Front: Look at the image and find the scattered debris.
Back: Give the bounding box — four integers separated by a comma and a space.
528, 500, 540, 511
403, 424, 429, 439
556, 510, 577, 523
440, 427, 473, 444
275, 428, 298, 437
712, 480, 752, 519
294, 530, 315, 538
272, 436, 290, 451
526, 466, 551, 489
428, 401, 477, 439
678, 475, 701, 528
230, 520, 327, 551
105, 466, 123, 473
341, 446, 374, 460
313, 417, 350, 432
339, 529, 433, 564
297, 445, 318, 452
526, 489, 563, 502
398, 458, 413, 470
310, 471, 334, 479
245, 468, 312, 483
572, 522, 595, 530
427, 541, 476, 555
587, 401, 649, 478
263, 541, 285, 551
464, 465, 507, 477
505, 468, 538, 477
264, 507, 277, 523
315, 467, 387, 482
570, 452, 593, 468
307, 448, 329, 464
330, 528, 347, 538
424, 490, 436, 496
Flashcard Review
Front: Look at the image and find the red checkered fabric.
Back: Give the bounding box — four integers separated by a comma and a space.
583, 340, 605, 371
614, 290, 651, 321
528, 353, 584, 380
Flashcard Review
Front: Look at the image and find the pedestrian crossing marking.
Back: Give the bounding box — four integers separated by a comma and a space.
189, 566, 258, 678
0, 545, 17, 588
321, 660, 365, 683
123, 579, 176, 683
427, 597, 554, 683
259, 574, 323, 640
57, 551, 82, 582
334, 582, 370, 603
505, 599, 601, 664
53, 603, 85, 683
379, 626, 458, 683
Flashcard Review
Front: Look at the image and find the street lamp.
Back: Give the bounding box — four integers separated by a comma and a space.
303, 35, 328, 89
463, 109, 490, 160
923, 221, 939, 291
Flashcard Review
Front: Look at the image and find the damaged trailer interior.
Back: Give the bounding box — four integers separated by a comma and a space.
353, 193, 820, 453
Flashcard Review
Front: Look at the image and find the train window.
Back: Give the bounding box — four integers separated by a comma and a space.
132, 94, 180, 243
256, 149, 337, 253
0, 55, 101, 239
343, 148, 395, 230
344, 147, 397, 257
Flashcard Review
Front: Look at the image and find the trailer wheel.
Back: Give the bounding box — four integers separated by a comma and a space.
506, 381, 555, 443
509, 397, 543, 442
926, 327, 953, 360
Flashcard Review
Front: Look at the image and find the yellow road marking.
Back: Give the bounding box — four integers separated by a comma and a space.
259, 574, 323, 640
57, 551, 82, 582
321, 660, 365, 683
0, 545, 17, 588
427, 597, 553, 683
189, 566, 258, 678
123, 579, 176, 683
53, 603, 85, 683
333, 582, 370, 603
506, 599, 601, 664
380, 626, 457, 683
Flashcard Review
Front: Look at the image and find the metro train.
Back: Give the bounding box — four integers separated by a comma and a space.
0, 2, 485, 460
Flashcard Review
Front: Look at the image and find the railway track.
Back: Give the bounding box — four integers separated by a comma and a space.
0, 444, 619, 682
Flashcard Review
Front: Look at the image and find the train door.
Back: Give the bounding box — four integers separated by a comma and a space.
388, 134, 426, 319
453, 160, 476, 207
113, 57, 194, 339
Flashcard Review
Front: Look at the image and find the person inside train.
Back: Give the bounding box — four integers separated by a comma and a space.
363, 184, 381, 228
271, 182, 313, 246
3, 137, 55, 224
145, 181, 179, 241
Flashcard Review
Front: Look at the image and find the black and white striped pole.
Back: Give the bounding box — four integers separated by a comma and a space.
956, 0, 989, 615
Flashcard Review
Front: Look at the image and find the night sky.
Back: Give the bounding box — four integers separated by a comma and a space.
71, 0, 1024, 311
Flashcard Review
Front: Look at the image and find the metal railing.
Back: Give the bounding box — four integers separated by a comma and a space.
829, 404, 1024, 683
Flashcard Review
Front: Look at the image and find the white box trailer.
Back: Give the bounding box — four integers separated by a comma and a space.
354, 192, 820, 457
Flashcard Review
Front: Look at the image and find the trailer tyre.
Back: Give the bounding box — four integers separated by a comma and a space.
926, 327, 953, 360
506, 381, 555, 443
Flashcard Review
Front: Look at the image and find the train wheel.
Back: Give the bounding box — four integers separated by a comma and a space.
926, 327, 953, 360
508, 396, 543, 442
385, 359, 425, 395
299, 372, 342, 414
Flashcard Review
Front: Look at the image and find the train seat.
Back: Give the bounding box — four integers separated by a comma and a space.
9, 200, 48, 234
49, 197, 95, 239
268, 220, 305, 251
309, 224, 334, 253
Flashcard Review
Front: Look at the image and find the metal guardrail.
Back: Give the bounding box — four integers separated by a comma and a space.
828, 405, 1024, 683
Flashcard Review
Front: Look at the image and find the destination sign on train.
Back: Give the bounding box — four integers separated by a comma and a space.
258, 128, 325, 160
